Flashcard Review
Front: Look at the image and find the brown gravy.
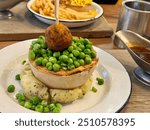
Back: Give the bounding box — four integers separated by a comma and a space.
130, 46, 150, 64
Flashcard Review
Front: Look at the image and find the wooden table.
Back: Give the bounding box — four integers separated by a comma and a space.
0, 4, 150, 112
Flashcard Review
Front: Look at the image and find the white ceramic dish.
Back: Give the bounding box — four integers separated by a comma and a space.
0, 40, 131, 113
27, 0, 103, 27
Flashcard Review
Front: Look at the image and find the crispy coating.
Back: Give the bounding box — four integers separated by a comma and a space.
45, 23, 72, 51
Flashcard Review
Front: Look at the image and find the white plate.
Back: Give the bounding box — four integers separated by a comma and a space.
0, 40, 131, 113
27, 0, 103, 27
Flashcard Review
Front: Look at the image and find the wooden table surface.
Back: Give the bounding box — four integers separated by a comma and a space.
0, 4, 150, 112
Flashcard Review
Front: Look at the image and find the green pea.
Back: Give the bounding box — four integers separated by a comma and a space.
92, 87, 97, 93
85, 56, 92, 64
7, 85, 15, 93
32, 40, 37, 46
59, 55, 68, 62
16, 93, 25, 102
43, 54, 48, 58
84, 49, 91, 55
74, 61, 80, 67
24, 101, 32, 109
56, 103, 62, 109
61, 62, 67, 67
48, 65, 53, 71
72, 56, 76, 61
68, 46, 74, 52
49, 103, 55, 111
19, 101, 25, 106
31, 105, 36, 110
79, 59, 85, 65
53, 52, 60, 58
72, 50, 80, 57
53, 107, 61, 113
39, 35, 45, 40
42, 58, 48, 66
69, 53, 74, 58
40, 49, 46, 55
72, 44, 77, 49
78, 38, 85, 44
21, 60, 26, 65
15, 74, 21, 80
46, 62, 53, 68
41, 43, 47, 49
16, 93, 21, 99
68, 58, 73, 64
68, 64, 75, 70
35, 58, 42, 65
79, 52, 85, 59
35, 105, 44, 112
44, 106, 50, 113
86, 44, 92, 49
91, 51, 96, 58
49, 57, 57, 64
33, 43, 40, 48
53, 64, 60, 71
41, 100, 48, 107
47, 50, 53, 56
29, 50, 35, 60
96, 77, 104, 85
40, 57, 44, 60
76, 47, 82, 52
33, 44, 41, 52
62, 67, 67, 71
30, 96, 40, 105
84, 38, 92, 45
85, 54, 91, 58
49, 103, 62, 113
73, 37, 79, 42
63, 50, 69, 55
76, 42, 81, 46
37, 38, 44, 44
78, 44, 85, 50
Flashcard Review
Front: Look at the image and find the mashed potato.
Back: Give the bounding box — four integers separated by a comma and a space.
20, 64, 50, 101
20, 63, 92, 103
50, 78, 92, 103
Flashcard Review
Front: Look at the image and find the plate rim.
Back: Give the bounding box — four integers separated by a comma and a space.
0, 40, 132, 113
95, 48, 132, 112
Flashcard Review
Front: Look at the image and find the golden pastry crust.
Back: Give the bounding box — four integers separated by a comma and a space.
29, 58, 98, 76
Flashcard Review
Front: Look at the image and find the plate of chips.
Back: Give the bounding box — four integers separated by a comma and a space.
27, 0, 103, 27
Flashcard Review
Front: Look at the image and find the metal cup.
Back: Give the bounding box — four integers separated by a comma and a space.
114, 0, 150, 48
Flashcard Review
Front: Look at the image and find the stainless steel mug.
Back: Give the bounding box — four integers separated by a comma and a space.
114, 0, 150, 48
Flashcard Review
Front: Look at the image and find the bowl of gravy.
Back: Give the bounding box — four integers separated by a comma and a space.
115, 30, 150, 86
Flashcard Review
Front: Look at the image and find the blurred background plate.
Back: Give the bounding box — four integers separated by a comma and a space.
27, 0, 103, 28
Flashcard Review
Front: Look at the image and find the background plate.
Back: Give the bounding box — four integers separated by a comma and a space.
27, 0, 103, 27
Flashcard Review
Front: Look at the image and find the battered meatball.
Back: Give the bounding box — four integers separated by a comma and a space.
45, 23, 72, 51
